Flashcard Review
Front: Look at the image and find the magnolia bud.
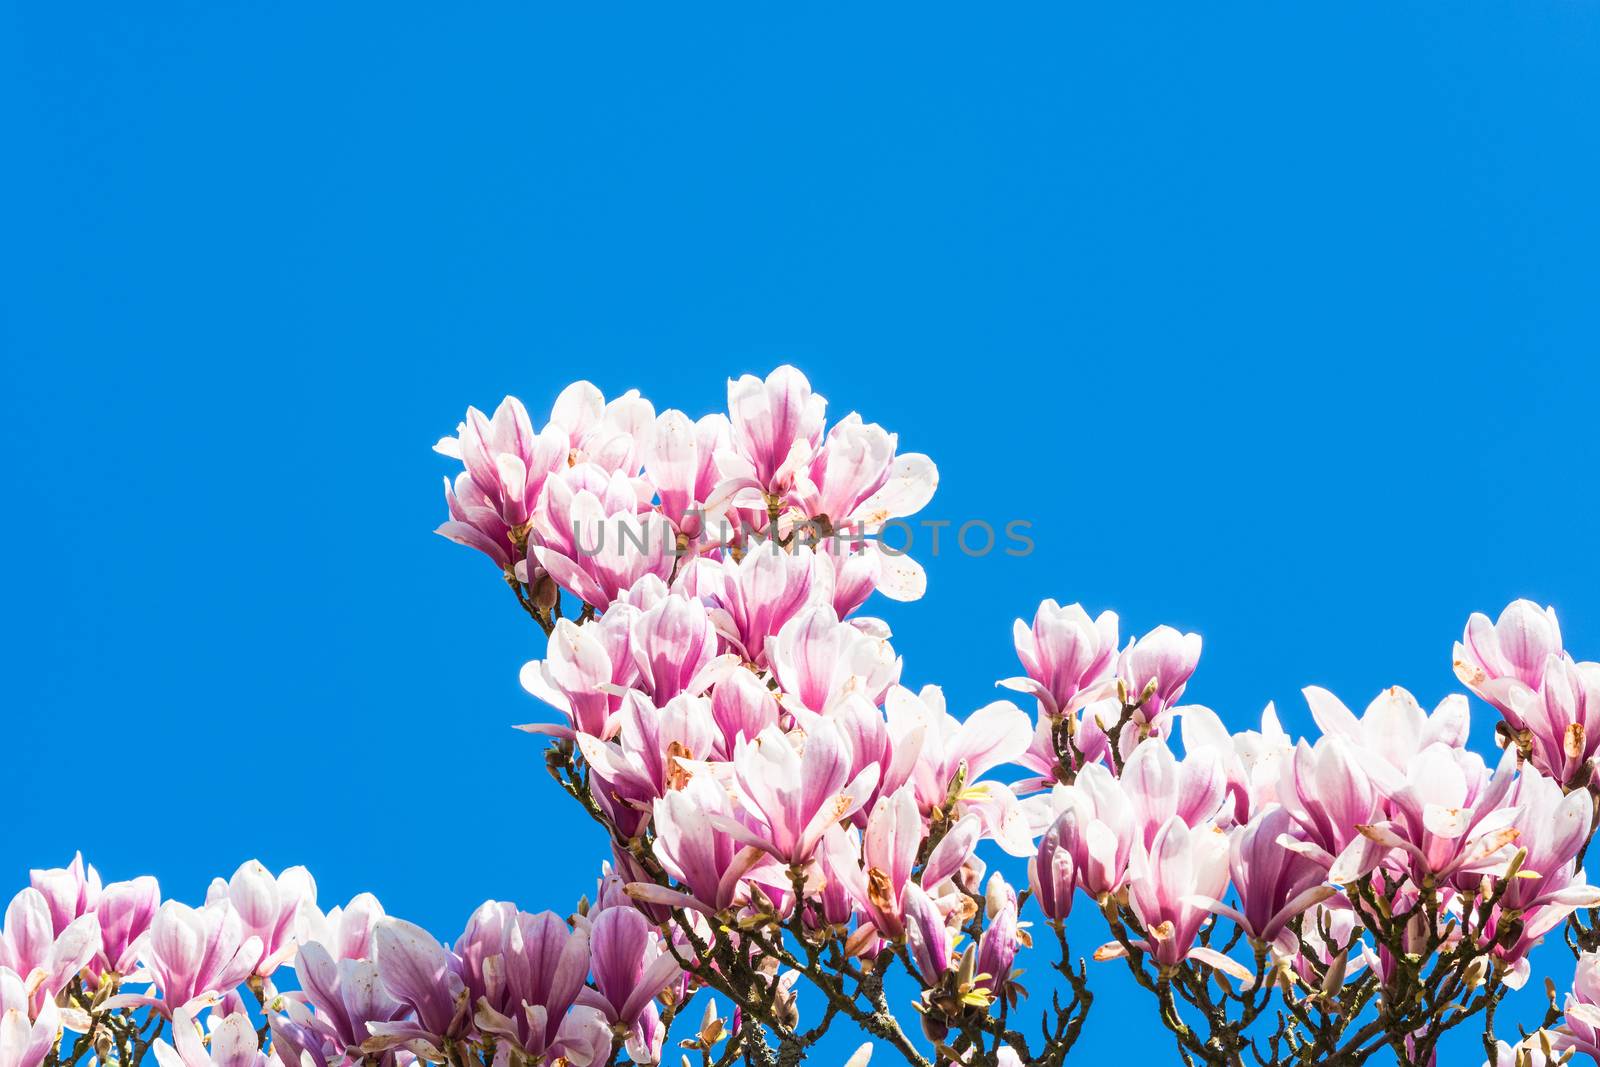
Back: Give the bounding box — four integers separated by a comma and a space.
1319, 950, 1348, 997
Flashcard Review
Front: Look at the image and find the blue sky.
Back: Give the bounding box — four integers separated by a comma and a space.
5, 3, 1599, 1062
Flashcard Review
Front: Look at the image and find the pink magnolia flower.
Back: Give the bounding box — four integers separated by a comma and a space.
1495, 772, 1599, 914
454, 903, 596, 1063
135, 902, 263, 1016
29, 854, 100, 936
1116, 625, 1202, 740
826, 787, 921, 939
1119, 741, 1227, 851
791, 415, 896, 528
1555, 951, 1600, 1061
531, 469, 675, 610
1036, 764, 1137, 902
644, 409, 731, 536
207, 860, 318, 978
95, 877, 161, 978
273, 942, 406, 1067
0, 888, 101, 1014
0, 968, 60, 1067
1276, 736, 1388, 881
153, 1010, 268, 1067
813, 536, 903, 618
1508, 656, 1600, 787
1000, 601, 1120, 719
1122, 817, 1244, 980
886, 686, 1030, 817
438, 397, 569, 529
627, 593, 736, 704
519, 612, 641, 740
1483, 1036, 1563, 1067
716, 721, 879, 866
707, 672, 782, 757
298, 892, 385, 965
583, 905, 683, 1065
976, 886, 1020, 994
1454, 599, 1564, 714
693, 547, 832, 668
1179, 704, 1293, 826
1473, 773, 1600, 976
826, 788, 977, 940
1304, 686, 1468, 770
1359, 744, 1522, 882
545, 381, 657, 475
720, 366, 827, 495
790, 415, 938, 603
578, 693, 722, 833
639, 777, 771, 915
436, 471, 517, 571
816, 695, 927, 825
1030, 810, 1078, 921
769, 606, 901, 716
1200, 805, 1332, 944
367, 919, 467, 1059
902, 882, 953, 987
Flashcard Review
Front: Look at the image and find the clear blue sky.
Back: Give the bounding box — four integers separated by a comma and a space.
5, 4, 1598, 1062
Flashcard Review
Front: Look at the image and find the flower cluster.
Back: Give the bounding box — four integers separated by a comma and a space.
0, 858, 682, 1067
434, 366, 938, 626
433, 369, 1600, 1066
13, 367, 1600, 1067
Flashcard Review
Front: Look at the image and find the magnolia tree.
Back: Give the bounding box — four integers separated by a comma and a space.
9, 369, 1600, 1067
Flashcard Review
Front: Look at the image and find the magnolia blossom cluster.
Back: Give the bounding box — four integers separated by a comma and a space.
434, 366, 938, 617
0, 856, 684, 1067
1026, 620, 1600, 983
425, 370, 1600, 1065
14, 368, 1600, 1067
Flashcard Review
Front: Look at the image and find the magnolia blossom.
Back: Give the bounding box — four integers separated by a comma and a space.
519, 613, 640, 740
152, 1010, 269, 1067
134, 903, 262, 1016
1, 889, 101, 1015
1482, 1035, 1567, 1067
643, 408, 729, 536
1116, 625, 1202, 741
0, 970, 59, 1067
94, 876, 160, 978
1180, 703, 1293, 826
1359, 743, 1522, 882
1202, 805, 1332, 944
582, 905, 682, 1065
1454, 599, 1564, 713
715, 721, 878, 865
824, 787, 978, 941
272, 942, 405, 1067
719, 366, 827, 496
638, 777, 770, 915
902, 882, 954, 987
1509, 656, 1600, 788
769, 605, 901, 716
1121, 818, 1243, 979
886, 686, 1034, 856
1555, 951, 1600, 1060
691, 547, 831, 667
30, 855, 100, 936
531, 469, 676, 610
1034, 764, 1136, 903
1000, 601, 1120, 719
206, 860, 317, 978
